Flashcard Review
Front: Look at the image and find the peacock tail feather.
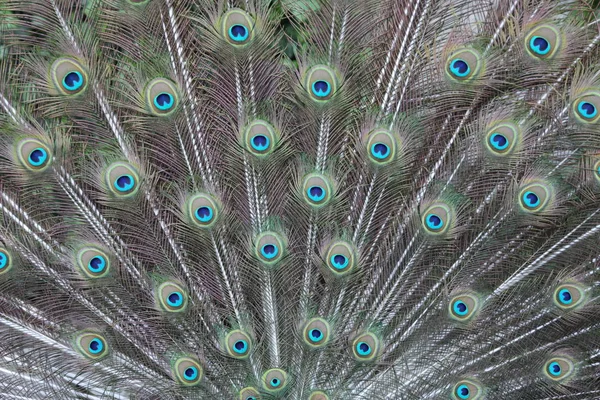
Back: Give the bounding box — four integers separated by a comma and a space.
0, 0, 599, 398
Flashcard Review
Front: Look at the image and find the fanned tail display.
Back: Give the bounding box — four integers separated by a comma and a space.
0, 0, 599, 399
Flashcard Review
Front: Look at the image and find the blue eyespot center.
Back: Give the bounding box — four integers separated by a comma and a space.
450, 59, 470, 77
154, 92, 174, 111
530, 36, 550, 55
357, 341, 371, 356
63, 71, 83, 91
28, 148, 48, 166
229, 24, 249, 42
195, 206, 213, 222
307, 186, 325, 202
88, 256, 106, 273
312, 80, 331, 97
558, 288, 572, 304
523, 191, 540, 208
89, 338, 103, 354
0, 252, 7, 269
426, 214, 443, 230
167, 291, 183, 307
371, 142, 390, 159
578, 101, 597, 118
309, 328, 323, 342
115, 174, 135, 192
261, 244, 279, 259
233, 340, 248, 353
331, 254, 348, 270
453, 300, 468, 316
270, 378, 280, 387
548, 361, 561, 376
490, 133, 509, 150
251, 135, 270, 151
456, 384, 470, 399
184, 366, 198, 380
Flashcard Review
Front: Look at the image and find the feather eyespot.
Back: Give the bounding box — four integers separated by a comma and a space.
308, 391, 329, 400
525, 24, 561, 59
484, 122, 519, 156
77, 247, 110, 279
243, 120, 278, 156
451, 379, 483, 400
105, 162, 139, 197
145, 78, 179, 116
449, 294, 480, 322
302, 318, 331, 349
50, 57, 88, 95
74, 332, 109, 360
445, 48, 483, 82
17, 139, 52, 171
518, 181, 551, 213
324, 241, 356, 276
422, 203, 451, 235
594, 159, 600, 182
572, 91, 600, 124
305, 65, 338, 102
173, 357, 203, 386
239, 387, 261, 400
261, 369, 288, 393
186, 193, 220, 228
222, 9, 254, 46
351, 332, 380, 362
255, 231, 285, 265
543, 356, 574, 381
225, 330, 252, 359
553, 283, 585, 310
366, 129, 397, 165
156, 282, 188, 313
302, 173, 334, 207
0, 248, 12, 275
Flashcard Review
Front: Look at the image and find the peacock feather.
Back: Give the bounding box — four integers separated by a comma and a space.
0, 0, 599, 398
